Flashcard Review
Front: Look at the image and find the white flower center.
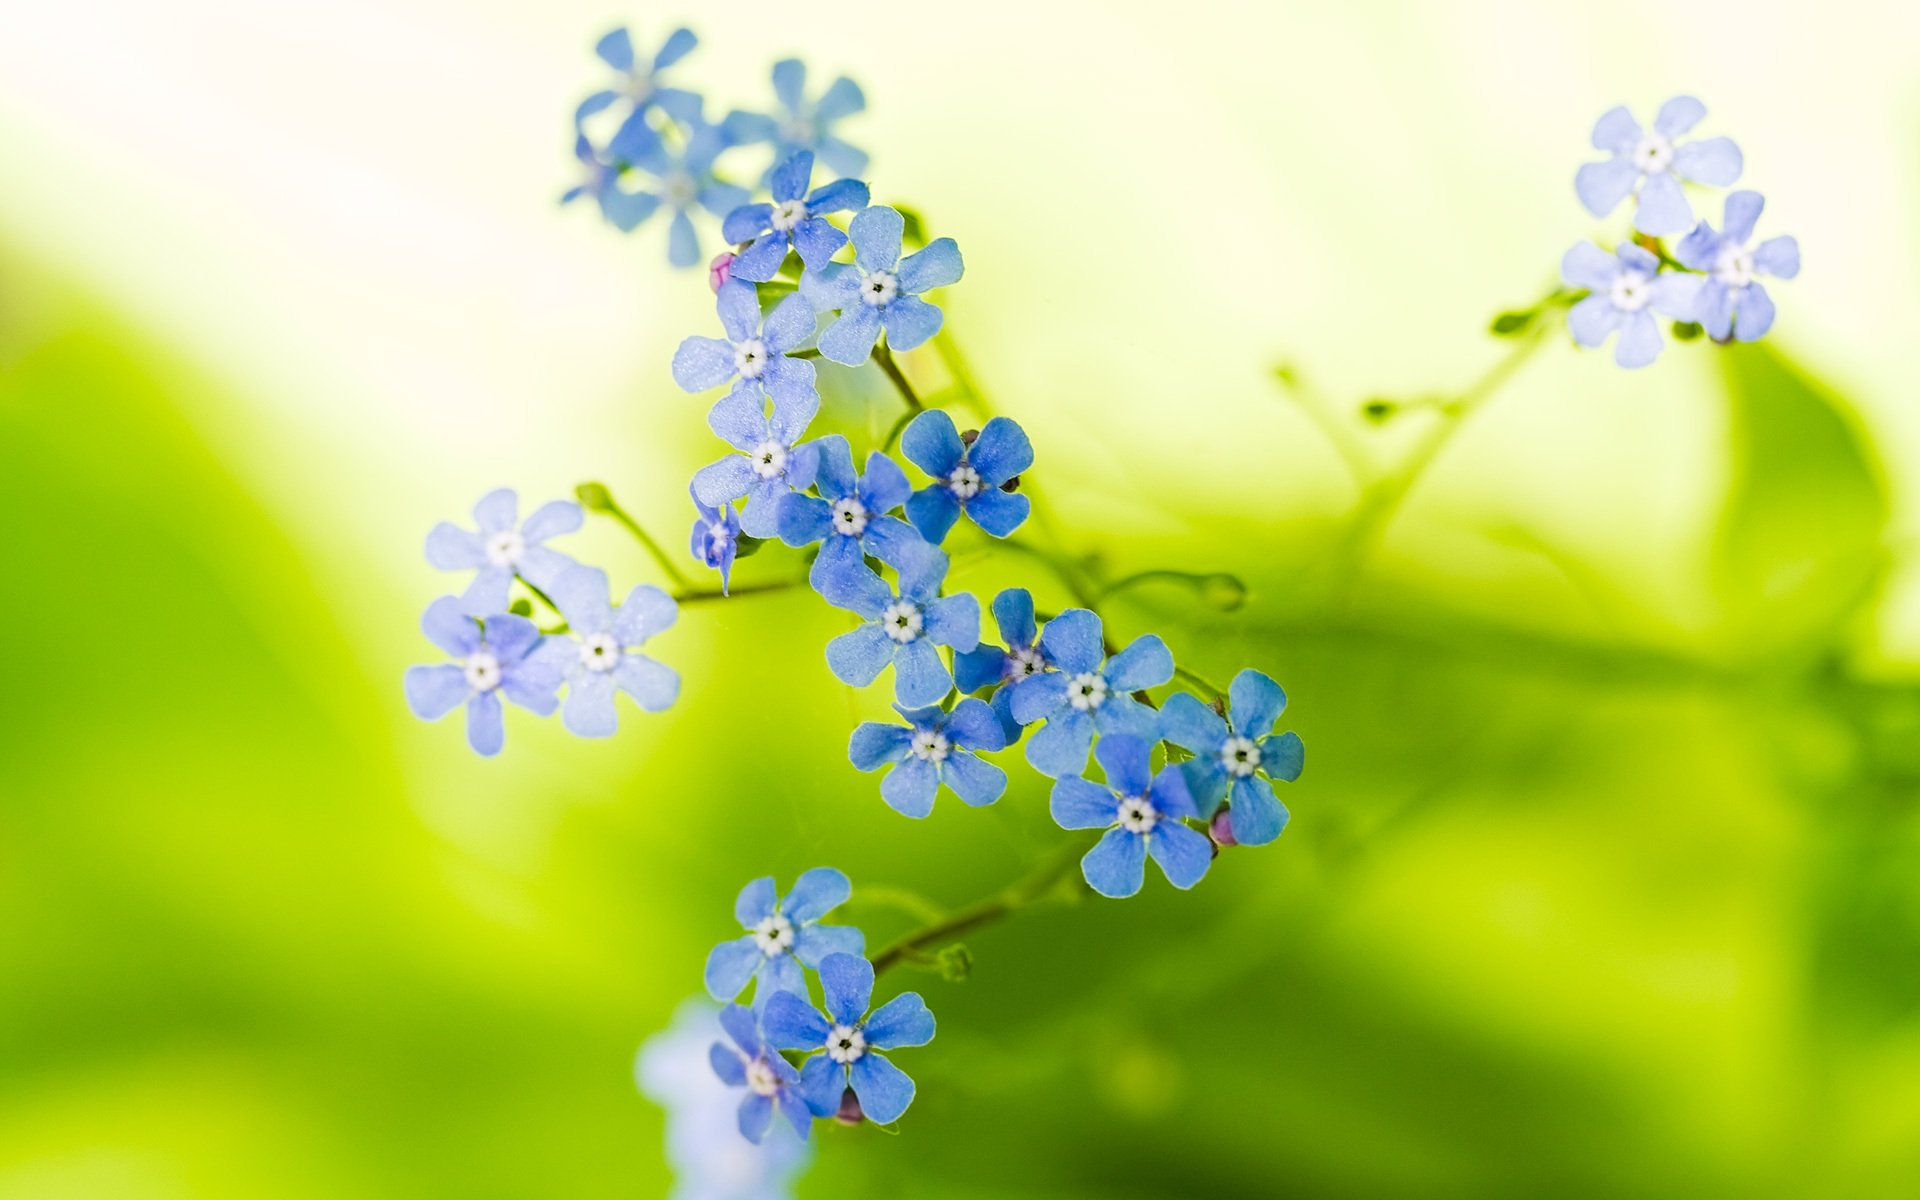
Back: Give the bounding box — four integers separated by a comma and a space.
705, 523, 733, 556
825, 1024, 866, 1064
662, 171, 698, 209
1116, 795, 1158, 834
1631, 132, 1674, 174
881, 600, 924, 644
463, 650, 502, 691
579, 632, 621, 673
779, 118, 817, 146
1066, 671, 1108, 711
745, 1057, 781, 1097
948, 464, 983, 499
770, 198, 809, 233
859, 270, 899, 307
1221, 735, 1262, 778
752, 913, 794, 957
1004, 645, 1045, 681
831, 497, 869, 536
1609, 270, 1652, 312
1714, 244, 1756, 288
909, 729, 951, 762
733, 338, 768, 379
749, 439, 789, 479
484, 530, 525, 568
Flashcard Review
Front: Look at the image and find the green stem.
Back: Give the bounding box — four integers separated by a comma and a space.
872, 342, 923, 412
1172, 663, 1228, 700
578, 484, 696, 592
999, 537, 1102, 610
673, 578, 803, 604
871, 841, 1089, 976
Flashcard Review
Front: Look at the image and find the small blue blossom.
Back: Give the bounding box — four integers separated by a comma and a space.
953, 588, 1053, 744
1575, 96, 1743, 236
900, 411, 1033, 542
821, 552, 979, 708
527, 565, 679, 737
725, 59, 869, 181
674, 280, 820, 412
761, 954, 933, 1125
704, 869, 866, 1004
1050, 735, 1212, 899
403, 598, 562, 757
424, 488, 582, 615
800, 207, 962, 365
1559, 242, 1702, 369
694, 390, 821, 538
710, 1003, 813, 1144
1158, 669, 1304, 847
1008, 609, 1174, 779
690, 492, 742, 594
560, 135, 659, 231
1673, 190, 1800, 343
625, 118, 753, 268
576, 26, 703, 160
849, 699, 1009, 817
774, 435, 940, 598
722, 151, 870, 283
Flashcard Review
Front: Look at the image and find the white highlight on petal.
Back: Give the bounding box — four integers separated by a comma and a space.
485, 530, 525, 567
752, 913, 795, 957
948, 464, 983, 499
734, 337, 768, 379
858, 270, 898, 307
1116, 795, 1158, 834
831, 497, 869, 536
909, 728, 950, 762
750, 439, 790, 479
825, 1024, 866, 1064
463, 649, 502, 691
1221, 735, 1262, 778
1609, 271, 1653, 312
579, 632, 621, 673
881, 600, 923, 644
745, 1056, 782, 1097
770, 199, 809, 233
1066, 671, 1108, 711
1631, 133, 1674, 174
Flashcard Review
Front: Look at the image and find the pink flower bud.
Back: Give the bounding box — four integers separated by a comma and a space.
708, 251, 735, 293
1209, 808, 1237, 848
833, 1087, 864, 1126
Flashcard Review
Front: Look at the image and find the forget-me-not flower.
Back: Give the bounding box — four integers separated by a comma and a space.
953, 588, 1053, 743
705, 868, 865, 1004
900, 411, 1032, 542
691, 396, 820, 542
1673, 190, 1800, 343
1157, 669, 1304, 847
404, 598, 562, 757
761, 953, 933, 1125
1576, 96, 1743, 236
710, 1004, 813, 1144
1008, 609, 1173, 779
528, 565, 679, 737
722, 151, 870, 283
690, 492, 742, 595
624, 119, 753, 268
577, 26, 703, 160
674, 280, 820, 411
849, 699, 1009, 818
775, 435, 940, 598
561, 135, 659, 231
800, 207, 962, 365
425, 488, 582, 615
725, 59, 869, 181
821, 550, 979, 708
1559, 242, 1702, 368
1050, 735, 1212, 899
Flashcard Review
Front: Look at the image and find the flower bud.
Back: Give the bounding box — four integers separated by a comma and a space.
834, 1088, 865, 1126
1209, 808, 1238, 848
708, 252, 734, 293
574, 481, 614, 512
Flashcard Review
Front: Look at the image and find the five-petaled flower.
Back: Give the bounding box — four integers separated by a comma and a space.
1576, 96, 1743, 236
953, 588, 1053, 743
425, 488, 582, 617
761, 954, 933, 1125
725, 59, 869, 182
704, 868, 866, 1003
1157, 669, 1304, 847
710, 1003, 814, 1144
775, 435, 940, 597
723, 151, 870, 283
561, 135, 658, 231
848, 699, 1009, 817
899, 411, 1033, 542
800, 207, 962, 365
1050, 735, 1212, 899
1559, 242, 1703, 369
675, 279, 820, 413
689, 491, 741, 594
404, 598, 562, 757
1008, 609, 1173, 778
576, 26, 703, 159
821, 551, 979, 708
529, 565, 679, 737
693, 388, 822, 538
1673, 190, 1800, 344
623, 119, 753, 268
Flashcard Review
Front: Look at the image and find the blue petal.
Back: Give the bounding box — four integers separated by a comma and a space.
821, 558, 893, 618
850, 1053, 916, 1125
672, 335, 737, 392
806, 178, 868, 213
594, 26, 634, 72
942, 751, 1006, 807
880, 296, 943, 352
1149, 762, 1200, 821
761, 356, 818, 411
864, 517, 940, 573
1589, 105, 1641, 153
924, 593, 980, 652
1722, 190, 1765, 244
1633, 172, 1693, 237
810, 536, 884, 603
472, 487, 518, 533
1081, 828, 1147, 899
968, 417, 1032, 484
1558, 241, 1619, 291
652, 27, 697, 70
794, 922, 864, 968
762, 293, 819, 354
1574, 157, 1638, 219
1264, 729, 1305, 782
1228, 775, 1289, 846
798, 1055, 846, 1117
817, 953, 873, 1026
770, 58, 807, 111
1026, 707, 1094, 778
784, 866, 852, 923
1009, 672, 1069, 725
723, 202, 773, 245
1733, 283, 1776, 342
849, 206, 904, 272
1094, 734, 1154, 797
800, 262, 860, 313
1227, 669, 1287, 736
1614, 242, 1660, 277
425, 523, 485, 570
859, 451, 912, 513
819, 306, 883, 365
545, 564, 612, 633
1567, 294, 1623, 348
863, 993, 935, 1049
1180, 757, 1231, 816
1674, 136, 1742, 187
614, 583, 677, 645
756, 948, 806, 1000
735, 877, 779, 925
1039, 609, 1105, 675
1149, 822, 1213, 890
814, 76, 866, 121
811, 434, 858, 499
718, 1003, 762, 1056
898, 238, 963, 294
705, 935, 763, 1001
816, 136, 869, 179
1754, 236, 1800, 280
1614, 310, 1663, 368
667, 210, 699, 268
1050, 774, 1120, 830
906, 486, 962, 543
561, 671, 618, 737
952, 645, 1007, 695
791, 219, 848, 272
776, 493, 833, 546
850, 722, 913, 770
405, 664, 469, 720
761, 988, 831, 1051
827, 625, 896, 688
737, 1092, 775, 1143
1105, 634, 1173, 692
892, 638, 953, 708
464, 691, 504, 756
993, 588, 1038, 648
966, 487, 1029, 538
1652, 273, 1704, 322
771, 150, 814, 201
1652, 94, 1705, 138
711, 1042, 747, 1088
900, 409, 963, 476
1158, 692, 1228, 755
1700, 280, 1736, 341
729, 232, 788, 283
945, 697, 1007, 751
881, 757, 939, 817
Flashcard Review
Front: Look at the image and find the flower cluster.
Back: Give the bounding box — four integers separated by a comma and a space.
1564, 96, 1799, 366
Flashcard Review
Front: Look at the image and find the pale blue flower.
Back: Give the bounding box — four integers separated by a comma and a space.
761, 954, 933, 1125
1008, 609, 1173, 779
724, 59, 868, 181
722, 151, 870, 282
1673, 190, 1800, 343
710, 1004, 812, 1144
799, 207, 961, 364
690, 493, 741, 594
1559, 242, 1702, 368
403, 598, 562, 757
1576, 96, 1743, 236
673, 280, 819, 412
900, 411, 1032, 542
1157, 669, 1304, 847
425, 488, 581, 615
1050, 735, 1212, 899
848, 699, 1009, 818
820, 551, 978, 709
704, 869, 865, 1004
527, 565, 679, 737
576, 26, 702, 161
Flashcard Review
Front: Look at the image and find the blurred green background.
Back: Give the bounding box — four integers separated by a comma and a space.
5, 1, 1920, 1196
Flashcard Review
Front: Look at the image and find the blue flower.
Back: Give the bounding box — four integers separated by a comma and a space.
774, 435, 940, 598
1157, 669, 1304, 847
424, 488, 582, 615
900, 411, 1033, 542
690, 492, 741, 594
403, 598, 562, 757
674, 280, 820, 412
820, 552, 979, 708
848, 698, 1009, 818
704, 868, 866, 1004
722, 151, 870, 283
625, 118, 753, 268
1673, 190, 1800, 343
799, 207, 962, 365
761, 954, 933, 1125
1007, 609, 1173, 779
1558, 242, 1703, 369
724, 59, 869, 181
560, 135, 659, 231
576, 26, 703, 161
953, 588, 1052, 743
710, 1003, 813, 1144
694, 389, 821, 539
1575, 96, 1743, 236
526, 565, 679, 737
1050, 735, 1212, 899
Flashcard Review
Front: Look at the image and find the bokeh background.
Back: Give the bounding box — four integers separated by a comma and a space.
5, 1, 1920, 1196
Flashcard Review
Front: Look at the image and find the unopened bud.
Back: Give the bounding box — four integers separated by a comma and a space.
1198, 573, 1247, 612
1000, 473, 1021, 493
1361, 399, 1397, 423
1209, 808, 1238, 848
708, 252, 735, 293
834, 1088, 864, 1126
959, 428, 980, 446
937, 943, 972, 982
575, 482, 614, 512
508, 598, 533, 617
